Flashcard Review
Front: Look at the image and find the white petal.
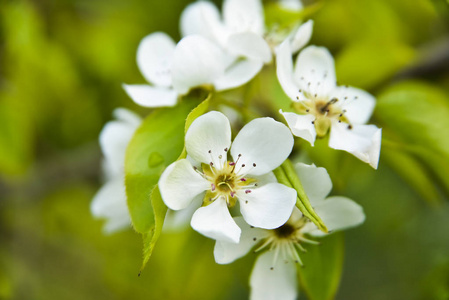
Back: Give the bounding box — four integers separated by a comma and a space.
250, 251, 298, 300
122, 84, 178, 107
223, 0, 265, 36
226, 32, 271, 63
91, 177, 131, 234
99, 113, 140, 176
185, 111, 232, 166
171, 35, 228, 95
191, 198, 241, 243
294, 163, 332, 203
158, 159, 210, 210
280, 110, 316, 146
330, 86, 376, 125
231, 118, 294, 176
289, 20, 313, 54
305, 196, 365, 237
136, 32, 175, 87
214, 59, 264, 91
294, 46, 336, 98
239, 183, 296, 229
214, 216, 269, 264
276, 40, 300, 101
251, 171, 278, 186
180, 1, 228, 44
163, 194, 203, 232
329, 122, 382, 169
112, 108, 142, 127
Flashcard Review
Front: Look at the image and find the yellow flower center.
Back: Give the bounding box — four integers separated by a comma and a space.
293, 95, 350, 137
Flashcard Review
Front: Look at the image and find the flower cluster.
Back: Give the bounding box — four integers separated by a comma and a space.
92, 0, 382, 299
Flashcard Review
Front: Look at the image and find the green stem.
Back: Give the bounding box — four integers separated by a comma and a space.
274, 159, 328, 233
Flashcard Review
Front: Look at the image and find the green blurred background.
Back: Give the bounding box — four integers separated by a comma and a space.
1, 0, 449, 299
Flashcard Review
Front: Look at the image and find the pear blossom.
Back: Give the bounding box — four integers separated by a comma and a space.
122, 32, 223, 107
158, 111, 296, 243
91, 108, 141, 233
277, 43, 382, 168
180, 0, 313, 70
214, 163, 365, 300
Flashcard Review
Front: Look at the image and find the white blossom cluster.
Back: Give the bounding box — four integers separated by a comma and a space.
91, 0, 381, 299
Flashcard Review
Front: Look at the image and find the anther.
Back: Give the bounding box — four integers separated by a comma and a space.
296, 96, 299, 100
229, 162, 235, 166
245, 201, 248, 204
224, 148, 228, 152
242, 164, 246, 167
311, 121, 315, 124
253, 237, 257, 241
348, 125, 353, 130
245, 190, 251, 194
210, 162, 214, 166
240, 178, 247, 182
270, 267, 274, 270
314, 93, 317, 97
253, 163, 256, 167
218, 155, 222, 159
230, 191, 236, 197
306, 109, 310, 112
208, 150, 211, 153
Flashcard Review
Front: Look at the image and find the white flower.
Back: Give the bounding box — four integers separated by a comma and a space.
180, 0, 313, 71
277, 43, 382, 168
90, 108, 141, 233
214, 163, 365, 300
158, 111, 296, 243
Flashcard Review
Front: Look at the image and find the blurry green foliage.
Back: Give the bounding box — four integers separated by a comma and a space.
299, 233, 344, 300
1, 0, 449, 299
376, 81, 449, 201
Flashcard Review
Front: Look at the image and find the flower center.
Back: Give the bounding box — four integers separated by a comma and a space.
293, 93, 350, 137
196, 149, 258, 207
252, 216, 318, 267
273, 223, 296, 239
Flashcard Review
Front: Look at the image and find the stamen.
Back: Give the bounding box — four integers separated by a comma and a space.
211, 184, 216, 191
254, 236, 274, 253
320, 98, 338, 113
297, 236, 320, 245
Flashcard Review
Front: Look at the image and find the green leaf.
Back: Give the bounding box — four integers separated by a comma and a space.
376, 81, 449, 199
298, 232, 345, 300
382, 140, 441, 205
129, 96, 211, 273
184, 95, 211, 133
125, 99, 201, 234
273, 159, 328, 233
139, 186, 167, 275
